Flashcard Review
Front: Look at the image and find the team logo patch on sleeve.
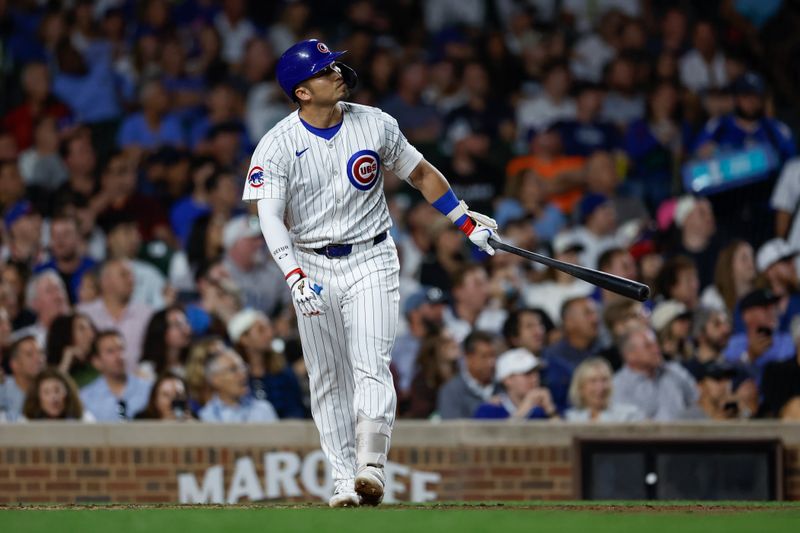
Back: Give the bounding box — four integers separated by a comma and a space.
317, 42, 330, 53
248, 166, 264, 188
346, 150, 381, 191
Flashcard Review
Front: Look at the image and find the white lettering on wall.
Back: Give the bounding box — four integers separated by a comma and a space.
178, 465, 224, 504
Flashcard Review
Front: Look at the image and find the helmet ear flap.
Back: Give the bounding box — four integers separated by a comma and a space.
335, 62, 358, 89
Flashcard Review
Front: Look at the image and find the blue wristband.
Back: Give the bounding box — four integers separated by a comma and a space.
432, 189, 469, 227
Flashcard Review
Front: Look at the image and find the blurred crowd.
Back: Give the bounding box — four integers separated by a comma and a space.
1, 0, 800, 424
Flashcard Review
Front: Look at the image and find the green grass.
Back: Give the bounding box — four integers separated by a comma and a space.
3, 502, 800, 533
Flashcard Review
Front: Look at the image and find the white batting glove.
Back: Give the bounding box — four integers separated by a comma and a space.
463, 206, 500, 256
287, 270, 328, 317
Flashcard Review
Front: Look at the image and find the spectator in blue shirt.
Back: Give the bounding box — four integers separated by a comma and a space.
473, 348, 559, 420
117, 79, 185, 152
33, 214, 96, 304
198, 349, 278, 423
229, 308, 306, 419
723, 289, 795, 385
553, 82, 620, 157
80, 330, 153, 421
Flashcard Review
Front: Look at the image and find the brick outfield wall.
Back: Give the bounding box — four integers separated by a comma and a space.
0, 422, 798, 504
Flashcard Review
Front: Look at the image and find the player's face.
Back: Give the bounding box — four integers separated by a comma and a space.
297, 63, 348, 105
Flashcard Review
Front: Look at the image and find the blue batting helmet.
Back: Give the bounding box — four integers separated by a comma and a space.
276, 39, 357, 101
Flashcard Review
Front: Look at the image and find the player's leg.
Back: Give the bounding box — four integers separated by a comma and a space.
340, 241, 400, 505
294, 250, 359, 507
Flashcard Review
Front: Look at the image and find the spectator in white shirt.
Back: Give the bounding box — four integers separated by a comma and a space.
199, 349, 278, 423
517, 59, 576, 141
679, 21, 727, 93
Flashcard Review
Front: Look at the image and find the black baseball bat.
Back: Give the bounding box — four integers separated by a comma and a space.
488, 238, 651, 302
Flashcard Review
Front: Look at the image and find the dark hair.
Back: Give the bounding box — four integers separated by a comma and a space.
90, 329, 123, 359
46, 312, 96, 367
22, 368, 84, 420
136, 372, 189, 420
414, 331, 457, 389
502, 308, 552, 344
713, 239, 750, 313
656, 255, 697, 299
8, 335, 37, 361
598, 247, 627, 272
451, 264, 486, 290
463, 330, 495, 355
560, 296, 590, 322
141, 305, 189, 375
602, 299, 641, 333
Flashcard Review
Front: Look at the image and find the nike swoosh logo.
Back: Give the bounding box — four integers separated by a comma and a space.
295, 147, 309, 157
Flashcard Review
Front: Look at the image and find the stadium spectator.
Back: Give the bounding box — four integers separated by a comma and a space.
53, 129, 97, 207
612, 326, 698, 421
392, 286, 447, 396
33, 214, 96, 303
2, 200, 45, 268
20, 367, 92, 421
214, 0, 256, 66
683, 308, 735, 381
553, 83, 619, 157
601, 55, 645, 128
221, 215, 289, 317
184, 336, 226, 414
656, 255, 701, 311
443, 265, 506, 343
664, 196, 721, 288
117, 79, 185, 154
2, 261, 36, 331
571, 193, 623, 269
723, 289, 794, 384
597, 299, 651, 370
134, 373, 193, 421
419, 218, 469, 293
651, 300, 694, 361
437, 331, 497, 419
760, 316, 800, 418
596, 247, 640, 307
569, 10, 622, 82
403, 329, 460, 419
0, 335, 45, 421
24, 270, 71, 346
78, 259, 153, 373
379, 61, 441, 144
516, 59, 576, 140
46, 312, 98, 387
493, 169, 566, 240
700, 240, 756, 314
582, 151, 648, 226
198, 348, 278, 423
80, 330, 152, 422
474, 348, 558, 420
139, 305, 192, 380
679, 21, 728, 93
754, 238, 800, 333
565, 358, 644, 422
104, 213, 167, 309
0, 162, 30, 224
18, 116, 68, 192
502, 308, 547, 356
679, 362, 743, 420
771, 157, 800, 263
229, 308, 305, 419
1, 61, 71, 151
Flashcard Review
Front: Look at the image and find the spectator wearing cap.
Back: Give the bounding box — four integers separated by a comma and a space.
437, 331, 498, 419
700, 239, 756, 315
522, 231, 594, 325
78, 259, 153, 373
723, 288, 794, 384
80, 330, 152, 422
198, 348, 278, 423
229, 308, 305, 419
693, 72, 795, 244
0, 335, 46, 421
666, 195, 721, 289
656, 255, 701, 311
392, 286, 446, 395
612, 326, 698, 421
651, 300, 693, 361
117, 79, 185, 154
753, 238, 800, 333
571, 193, 622, 269
443, 265, 507, 344
552, 84, 620, 157
104, 213, 167, 309
33, 214, 97, 304
222, 215, 290, 317
679, 362, 744, 420
473, 348, 559, 420
565, 358, 644, 422
760, 316, 800, 418
679, 21, 728, 93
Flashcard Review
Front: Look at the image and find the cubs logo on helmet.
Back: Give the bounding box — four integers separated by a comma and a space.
248, 166, 264, 188
346, 150, 381, 191
317, 42, 330, 53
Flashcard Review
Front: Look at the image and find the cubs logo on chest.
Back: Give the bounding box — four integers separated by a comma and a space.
248, 166, 264, 188
346, 150, 381, 191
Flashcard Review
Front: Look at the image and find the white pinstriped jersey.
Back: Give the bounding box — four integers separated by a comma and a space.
242, 102, 423, 248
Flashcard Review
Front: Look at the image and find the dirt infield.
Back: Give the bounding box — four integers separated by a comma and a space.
2, 502, 796, 512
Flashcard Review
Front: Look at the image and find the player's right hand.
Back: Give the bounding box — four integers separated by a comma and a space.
290, 275, 328, 317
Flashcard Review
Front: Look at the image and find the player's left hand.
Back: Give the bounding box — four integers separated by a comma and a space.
291, 276, 328, 317
465, 209, 500, 256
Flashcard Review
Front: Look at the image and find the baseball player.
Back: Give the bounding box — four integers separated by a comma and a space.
243, 39, 500, 507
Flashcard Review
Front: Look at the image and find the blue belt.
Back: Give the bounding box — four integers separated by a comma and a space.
313, 232, 387, 258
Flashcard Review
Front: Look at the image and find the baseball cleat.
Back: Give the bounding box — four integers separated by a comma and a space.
329, 480, 360, 508
355, 465, 385, 506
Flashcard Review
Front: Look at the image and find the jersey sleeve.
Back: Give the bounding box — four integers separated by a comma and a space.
771, 158, 800, 212
242, 135, 288, 202
380, 112, 424, 182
